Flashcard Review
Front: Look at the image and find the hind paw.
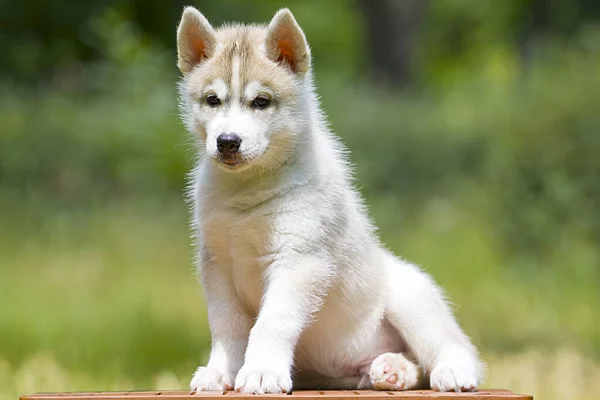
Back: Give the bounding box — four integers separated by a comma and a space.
369, 353, 419, 391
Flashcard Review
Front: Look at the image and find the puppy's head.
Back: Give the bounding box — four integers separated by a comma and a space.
177, 8, 312, 173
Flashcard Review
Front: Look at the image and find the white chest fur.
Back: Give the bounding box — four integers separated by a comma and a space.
201, 206, 273, 316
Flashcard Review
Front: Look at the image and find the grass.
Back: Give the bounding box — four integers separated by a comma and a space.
1, 197, 599, 400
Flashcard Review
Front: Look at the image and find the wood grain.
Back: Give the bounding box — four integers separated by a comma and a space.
20, 389, 533, 400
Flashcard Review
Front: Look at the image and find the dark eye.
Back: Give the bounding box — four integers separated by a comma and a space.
206, 94, 221, 107
252, 96, 271, 109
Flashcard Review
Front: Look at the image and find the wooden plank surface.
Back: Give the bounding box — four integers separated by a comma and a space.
20, 390, 533, 400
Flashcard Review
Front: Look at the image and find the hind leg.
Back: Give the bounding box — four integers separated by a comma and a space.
382, 252, 483, 392
369, 353, 421, 391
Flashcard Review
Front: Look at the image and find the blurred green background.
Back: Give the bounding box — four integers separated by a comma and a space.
1, 1, 599, 399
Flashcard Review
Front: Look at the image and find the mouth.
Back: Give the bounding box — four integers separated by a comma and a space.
222, 158, 239, 165
216, 155, 245, 168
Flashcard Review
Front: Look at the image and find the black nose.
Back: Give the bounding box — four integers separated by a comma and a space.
216, 133, 242, 154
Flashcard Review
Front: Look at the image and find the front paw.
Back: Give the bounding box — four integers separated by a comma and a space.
190, 366, 234, 392
234, 363, 292, 394
430, 360, 478, 392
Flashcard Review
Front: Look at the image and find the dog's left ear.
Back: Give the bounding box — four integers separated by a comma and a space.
265, 9, 311, 76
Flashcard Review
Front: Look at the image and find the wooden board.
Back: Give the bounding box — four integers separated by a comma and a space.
21, 390, 532, 400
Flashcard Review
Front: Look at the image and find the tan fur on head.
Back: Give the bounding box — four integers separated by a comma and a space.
265, 9, 311, 75
176, 7, 314, 176
177, 7, 218, 74
176, 7, 310, 76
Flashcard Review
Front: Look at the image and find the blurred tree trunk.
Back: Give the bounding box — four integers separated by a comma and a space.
358, 0, 428, 89
517, 0, 550, 65
518, 0, 600, 65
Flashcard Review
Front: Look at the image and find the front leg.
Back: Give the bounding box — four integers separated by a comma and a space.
235, 255, 333, 394
191, 254, 253, 391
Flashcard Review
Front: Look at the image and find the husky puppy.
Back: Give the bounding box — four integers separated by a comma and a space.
176, 7, 483, 394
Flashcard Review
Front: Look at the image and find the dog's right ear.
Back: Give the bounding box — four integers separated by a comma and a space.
176, 7, 217, 74
265, 9, 311, 76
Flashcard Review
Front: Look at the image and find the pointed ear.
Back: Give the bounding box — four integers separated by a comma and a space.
265, 9, 311, 75
176, 7, 217, 74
